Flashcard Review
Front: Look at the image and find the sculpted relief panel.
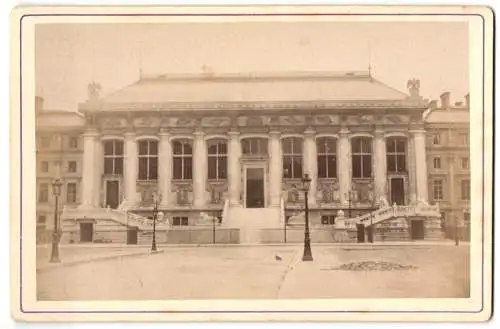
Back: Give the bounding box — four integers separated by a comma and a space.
201, 116, 231, 127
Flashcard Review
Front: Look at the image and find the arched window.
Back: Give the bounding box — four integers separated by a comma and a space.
282, 137, 303, 179
317, 137, 337, 178
241, 138, 268, 156
172, 139, 193, 180
103, 140, 124, 175
207, 139, 227, 180
386, 137, 407, 173
351, 137, 372, 179
138, 140, 158, 180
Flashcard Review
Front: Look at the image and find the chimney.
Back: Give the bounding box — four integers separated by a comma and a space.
465, 93, 470, 109
35, 96, 44, 113
440, 92, 450, 109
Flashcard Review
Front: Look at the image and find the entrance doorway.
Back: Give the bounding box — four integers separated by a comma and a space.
410, 220, 425, 240
246, 167, 265, 208
390, 177, 405, 205
356, 224, 366, 243
79, 222, 94, 242
106, 180, 120, 209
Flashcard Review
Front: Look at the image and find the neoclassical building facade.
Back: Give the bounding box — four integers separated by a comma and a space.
36, 71, 455, 243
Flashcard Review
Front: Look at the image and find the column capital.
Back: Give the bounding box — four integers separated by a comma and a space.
409, 128, 426, 135
304, 128, 316, 136
374, 128, 385, 137
193, 130, 205, 137
228, 130, 240, 137
123, 131, 136, 138
269, 130, 281, 138
159, 128, 170, 136
339, 127, 350, 136
83, 129, 100, 138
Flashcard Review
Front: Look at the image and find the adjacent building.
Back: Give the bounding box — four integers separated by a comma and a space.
424, 92, 471, 240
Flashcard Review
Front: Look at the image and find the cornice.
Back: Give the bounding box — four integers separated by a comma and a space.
86, 99, 428, 113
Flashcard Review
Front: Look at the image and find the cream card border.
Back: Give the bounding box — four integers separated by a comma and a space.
9, 5, 493, 323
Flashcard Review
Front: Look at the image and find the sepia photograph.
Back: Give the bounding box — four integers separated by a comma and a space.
9, 5, 493, 322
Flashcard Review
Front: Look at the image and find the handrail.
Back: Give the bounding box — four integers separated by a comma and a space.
345, 203, 441, 228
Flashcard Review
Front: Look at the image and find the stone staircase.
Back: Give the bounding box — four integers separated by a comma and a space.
61, 206, 169, 231
222, 205, 280, 243
343, 203, 441, 229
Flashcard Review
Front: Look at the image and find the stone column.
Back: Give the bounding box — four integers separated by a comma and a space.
80, 130, 98, 209
412, 129, 429, 203
373, 129, 387, 204
269, 131, 282, 207
407, 134, 417, 203
338, 128, 351, 206
93, 139, 103, 207
193, 131, 207, 208
304, 128, 317, 206
228, 131, 241, 206
123, 132, 138, 207
159, 130, 171, 207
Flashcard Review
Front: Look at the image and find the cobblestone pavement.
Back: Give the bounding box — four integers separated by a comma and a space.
37, 244, 469, 300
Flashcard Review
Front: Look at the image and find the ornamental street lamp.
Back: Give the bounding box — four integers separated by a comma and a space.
151, 191, 161, 252
300, 173, 313, 262
50, 178, 63, 263
344, 190, 356, 218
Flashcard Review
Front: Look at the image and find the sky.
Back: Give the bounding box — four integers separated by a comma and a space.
35, 21, 469, 111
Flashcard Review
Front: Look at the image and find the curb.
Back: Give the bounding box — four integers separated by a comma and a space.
36, 249, 165, 273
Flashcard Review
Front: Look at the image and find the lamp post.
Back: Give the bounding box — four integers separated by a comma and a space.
151, 191, 161, 252
344, 190, 355, 218
50, 178, 63, 263
300, 173, 313, 261
454, 214, 460, 246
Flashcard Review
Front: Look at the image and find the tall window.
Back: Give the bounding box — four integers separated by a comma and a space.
103, 140, 124, 175
459, 132, 469, 146
40, 161, 49, 173
461, 157, 469, 170
38, 183, 49, 203
432, 179, 444, 201
173, 140, 193, 180
317, 137, 337, 178
207, 139, 227, 180
39, 136, 50, 149
432, 133, 441, 145
241, 138, 268, 156
68, 161, 77, 173
66, 182, 77, 203
461, 179, 470, 200
433, 157, 441, 169
138, 140, 158, 180
69, 137, 79, 149
282, 137, 303, 179
386, 137, 407, 173
37, 215, 46, 225
351, 137, 372, 178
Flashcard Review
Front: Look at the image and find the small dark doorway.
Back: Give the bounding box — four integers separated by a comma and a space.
246, 168, 265, 208
366, 225, 374, 243
106, 180, 120, 209
390, 178, 405, 205
410, 220, 425, 240
80, 222, 94, 242
356, 224, 365, 243
127, 227, 138, 245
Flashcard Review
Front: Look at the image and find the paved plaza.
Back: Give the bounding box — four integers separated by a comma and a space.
37, 243, 470, 300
